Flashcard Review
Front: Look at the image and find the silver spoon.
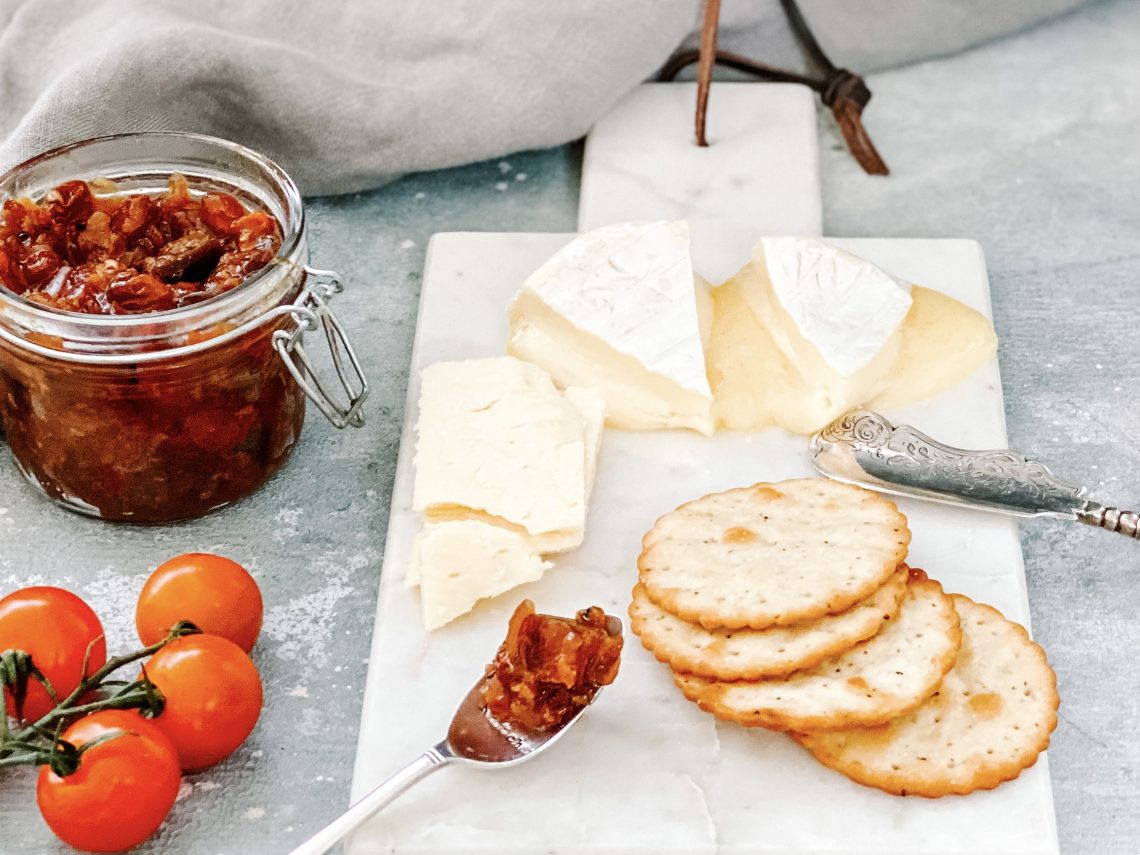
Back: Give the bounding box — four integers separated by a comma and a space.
290, 614, 623, 855
811, 410, 1138, 538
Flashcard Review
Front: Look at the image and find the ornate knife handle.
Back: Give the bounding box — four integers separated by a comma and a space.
812, 411, 1139, 541
1078, 505, 1140, 539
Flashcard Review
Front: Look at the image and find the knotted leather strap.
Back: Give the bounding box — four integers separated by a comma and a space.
660, 0, 889, 175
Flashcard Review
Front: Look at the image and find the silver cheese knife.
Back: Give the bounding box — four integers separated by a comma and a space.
810, 410, 1139, 539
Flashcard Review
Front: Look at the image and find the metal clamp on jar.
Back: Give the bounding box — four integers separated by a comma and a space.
0, 133, 369, 523
273, 267, 368, 430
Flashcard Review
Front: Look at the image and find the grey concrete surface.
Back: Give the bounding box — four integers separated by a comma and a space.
0, 0, 1137, 851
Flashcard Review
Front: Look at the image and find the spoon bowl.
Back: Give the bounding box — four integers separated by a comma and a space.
290, 613, 622, 854
447, 612, 622, 766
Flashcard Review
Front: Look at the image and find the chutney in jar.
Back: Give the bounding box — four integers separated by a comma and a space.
0, 134, 344, 523
0, 175, 281, 314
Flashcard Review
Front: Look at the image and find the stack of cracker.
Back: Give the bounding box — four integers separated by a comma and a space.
631, 478, 1059, 797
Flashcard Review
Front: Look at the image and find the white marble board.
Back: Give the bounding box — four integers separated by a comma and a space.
579, 83, 823, 283
350, 233, 1059, 855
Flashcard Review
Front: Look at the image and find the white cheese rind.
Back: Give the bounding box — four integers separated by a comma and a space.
508, 222, 714, 434
759, 236, 912, 378
525, 221, 711, 396
411, 520, 551, 631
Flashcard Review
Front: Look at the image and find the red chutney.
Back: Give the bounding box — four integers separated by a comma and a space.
481, 600, 623, 732
0, 323, 306, 522
0, 176, 304, 523
0, 176, 281, 315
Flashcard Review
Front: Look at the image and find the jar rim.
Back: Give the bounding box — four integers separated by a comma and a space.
0, 132, 305, 330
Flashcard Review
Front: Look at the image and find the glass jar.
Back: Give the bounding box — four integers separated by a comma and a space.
0, 133, 368, 522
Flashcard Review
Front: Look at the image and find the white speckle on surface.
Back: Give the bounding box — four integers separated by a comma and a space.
196, 781, 222, 792
261, 548, 376, 669
414, 191, 426, 200
244, 807, 266, 821
366, 489, 377, 498
251, 750, 264, 759
288, 685, 310, 698
1096, 363, 1103, 369
515, 173, 528, 181
498, 161, 511, 173
495, 181, 509, 192
400, 239, 415, 250
176, 781, 195, 802
273, 507, 303, 542
82, 566, 143, 651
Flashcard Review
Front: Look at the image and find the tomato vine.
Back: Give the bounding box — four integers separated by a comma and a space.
0, 621, 200, 772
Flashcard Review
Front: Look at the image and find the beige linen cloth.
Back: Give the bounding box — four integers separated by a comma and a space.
0, 0, 1085, 195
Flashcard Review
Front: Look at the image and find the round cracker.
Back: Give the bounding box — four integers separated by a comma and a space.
638, 479, 910, 630
630, 565, 909, 680
674, 571, 960, 731
793, 594, 1059, 797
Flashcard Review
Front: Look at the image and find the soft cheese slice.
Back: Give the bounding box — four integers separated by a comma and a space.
738, 238, 912, 429
411, 520, 551, 630
413, 357, 589, 546
707, 266, 829, 434
508, 221, 714, 435
710, 262, 997, 434
870, 286, 997, 409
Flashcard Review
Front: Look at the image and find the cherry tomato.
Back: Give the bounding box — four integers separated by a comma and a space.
0, 587, 106, 721
37, 710, 181, 853
136, 553, 263, 653
144, 634, 262, 771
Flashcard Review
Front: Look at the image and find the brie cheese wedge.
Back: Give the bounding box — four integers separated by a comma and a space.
411, 520, 551, 631
741, 237, 913, 428
507, 221, 714, 435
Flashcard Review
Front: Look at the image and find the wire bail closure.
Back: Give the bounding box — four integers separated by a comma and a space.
273, 266, 369, 429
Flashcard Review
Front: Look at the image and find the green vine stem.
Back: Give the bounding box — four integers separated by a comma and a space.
0, 621, 200, 770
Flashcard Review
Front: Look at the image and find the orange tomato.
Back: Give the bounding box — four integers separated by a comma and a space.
144, 634, 263, 771
136, 553, 263, 652
37, 710, 181, 853
0, 586, 106, 721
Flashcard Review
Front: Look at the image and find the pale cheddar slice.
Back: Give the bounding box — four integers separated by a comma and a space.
413, 357, 593, 548
407, 358, 605, 627
563, 385, 607, 499
413, 381, 605, 557
411, 520, 552, 631
507, 221, 714, 435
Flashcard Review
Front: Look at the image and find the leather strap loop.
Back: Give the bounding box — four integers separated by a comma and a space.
662, 0, 890, 175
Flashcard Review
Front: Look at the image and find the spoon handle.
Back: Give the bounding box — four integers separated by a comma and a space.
289, 741, 453, 855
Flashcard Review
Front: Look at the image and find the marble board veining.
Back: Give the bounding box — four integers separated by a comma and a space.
579, 82, 823, 283
349, 232, 1059, 855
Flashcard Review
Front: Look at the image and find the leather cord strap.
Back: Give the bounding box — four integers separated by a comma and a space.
660, 0, 889, 175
